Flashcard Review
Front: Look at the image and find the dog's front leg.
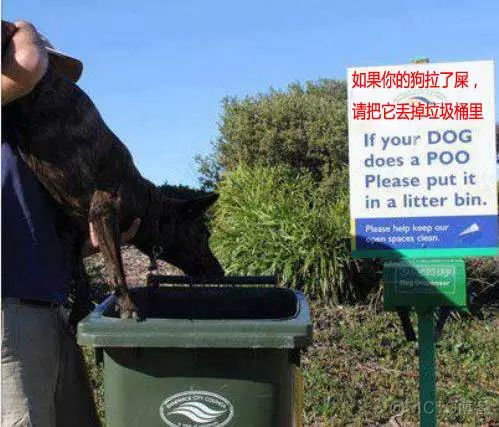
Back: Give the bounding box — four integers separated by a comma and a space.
89, 190, 137, 319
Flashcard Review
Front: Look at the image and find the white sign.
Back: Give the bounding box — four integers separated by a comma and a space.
347, 60, 497, 258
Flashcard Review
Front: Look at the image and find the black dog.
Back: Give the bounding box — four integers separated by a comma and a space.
3, 31, 224, 319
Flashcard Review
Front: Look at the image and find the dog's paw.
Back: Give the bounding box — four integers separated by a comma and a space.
116, 294, 139, 320
119, 310, 138, 320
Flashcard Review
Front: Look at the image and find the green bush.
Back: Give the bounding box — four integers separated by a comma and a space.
211, 163, 358, 302
196, 79, 348, 190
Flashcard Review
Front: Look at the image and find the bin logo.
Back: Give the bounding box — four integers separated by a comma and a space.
159, 390, 234, 426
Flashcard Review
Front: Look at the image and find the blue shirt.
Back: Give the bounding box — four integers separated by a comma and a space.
2, 132, 70, 303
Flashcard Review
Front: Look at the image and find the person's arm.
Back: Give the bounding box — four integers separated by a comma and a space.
2, 20, 48, 105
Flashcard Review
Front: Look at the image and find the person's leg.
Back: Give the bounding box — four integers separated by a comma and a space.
1, 299, 59, 427
54, 307, 100, 427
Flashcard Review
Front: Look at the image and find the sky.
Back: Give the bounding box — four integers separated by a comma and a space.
4, 1, 498, 187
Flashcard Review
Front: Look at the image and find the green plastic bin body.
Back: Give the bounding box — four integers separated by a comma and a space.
77, 287, 312, 427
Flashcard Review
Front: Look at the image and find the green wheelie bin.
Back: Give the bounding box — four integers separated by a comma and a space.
77, 277, 313, 427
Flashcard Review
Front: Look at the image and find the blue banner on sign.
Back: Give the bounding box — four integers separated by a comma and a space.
355, 215, 498, 250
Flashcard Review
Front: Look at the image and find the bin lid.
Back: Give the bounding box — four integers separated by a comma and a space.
77, 287, 313, 349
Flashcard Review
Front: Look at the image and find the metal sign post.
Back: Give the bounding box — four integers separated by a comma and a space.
418, 308, 436, 426
383, 259, 467, 426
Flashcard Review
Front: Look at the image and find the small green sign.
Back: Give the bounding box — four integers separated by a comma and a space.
384, 259, 466, 310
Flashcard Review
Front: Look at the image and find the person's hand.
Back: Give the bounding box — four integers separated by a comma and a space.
2, 20, 48, 105
81, 218, 141, 258
2, 21, 17, 51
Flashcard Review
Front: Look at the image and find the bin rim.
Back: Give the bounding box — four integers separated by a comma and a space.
77, 288, 313, 349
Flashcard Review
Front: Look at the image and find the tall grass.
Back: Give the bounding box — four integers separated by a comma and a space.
211, 164, 355, 302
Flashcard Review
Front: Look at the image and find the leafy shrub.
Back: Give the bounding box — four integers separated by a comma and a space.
196, 79, 348, 190
211, 163, 359, 302
196, 78, 382, 302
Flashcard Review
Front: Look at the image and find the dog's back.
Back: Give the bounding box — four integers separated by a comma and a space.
3, 65, 142, 224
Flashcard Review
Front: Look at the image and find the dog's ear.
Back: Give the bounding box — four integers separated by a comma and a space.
179, 193, 219, 219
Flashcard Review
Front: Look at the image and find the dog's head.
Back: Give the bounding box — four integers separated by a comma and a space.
155, 193, 224, 278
